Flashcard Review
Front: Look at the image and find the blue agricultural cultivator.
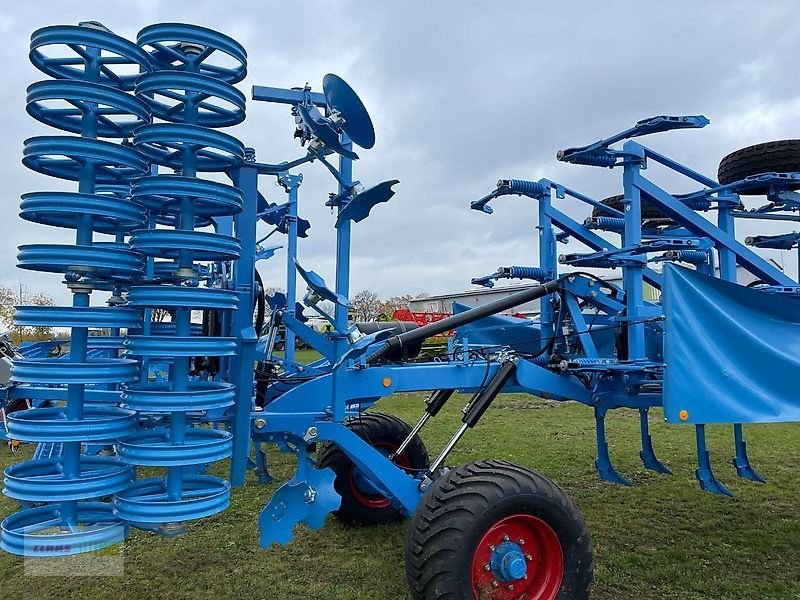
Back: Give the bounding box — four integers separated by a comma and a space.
2, 19, 800, 600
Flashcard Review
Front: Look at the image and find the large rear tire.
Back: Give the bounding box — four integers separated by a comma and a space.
405, 460, 592, 600
317, 412, 429, 525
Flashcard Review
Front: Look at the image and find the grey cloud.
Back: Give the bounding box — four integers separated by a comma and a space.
2, 1, 799, 306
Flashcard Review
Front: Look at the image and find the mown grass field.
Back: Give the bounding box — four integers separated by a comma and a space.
1, 393, 799, 599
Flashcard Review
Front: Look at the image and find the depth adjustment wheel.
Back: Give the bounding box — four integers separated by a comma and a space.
592, 194, 673, 226
718, 139, 800, 195
317, 412, 429, 525
405, 460, 592, 600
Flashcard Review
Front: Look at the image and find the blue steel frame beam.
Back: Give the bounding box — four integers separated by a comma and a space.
251, 85, 326, 107
262, 359, 592, 416
544, 204, 664, 288
230, 161, 260, 487
254, 357, 594, 514
628, 143, 795, 286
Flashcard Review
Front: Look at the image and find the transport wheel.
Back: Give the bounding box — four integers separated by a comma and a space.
405, 460, 592, 600
5, 399, 31, 414
317, 412, 429, 525
591, 194, 672, 224
718, 139, 800, 194
253, 269, 266, 335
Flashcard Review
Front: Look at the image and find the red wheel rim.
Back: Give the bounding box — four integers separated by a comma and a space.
348, 442, 411, 509
471, 514, 564, 600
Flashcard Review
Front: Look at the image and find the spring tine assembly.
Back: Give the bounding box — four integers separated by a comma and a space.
1, 23, 151, 556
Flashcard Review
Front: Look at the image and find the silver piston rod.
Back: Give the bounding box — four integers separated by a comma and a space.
423, 358, 518, 486
393, 389, 456, 459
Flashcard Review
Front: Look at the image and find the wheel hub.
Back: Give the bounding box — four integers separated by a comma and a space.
491, 541, 528, 582
471, 513, 564, 600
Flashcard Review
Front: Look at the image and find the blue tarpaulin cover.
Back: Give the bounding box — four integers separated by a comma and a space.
663, 264, 800, 424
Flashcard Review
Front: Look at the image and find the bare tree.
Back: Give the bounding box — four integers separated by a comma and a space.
317, 300, 335, 318
0, 282, 55, 343
350, 289, 382, 322
151, 308, 171, 323
0, 286, 14, 331
380, 294, 414, 318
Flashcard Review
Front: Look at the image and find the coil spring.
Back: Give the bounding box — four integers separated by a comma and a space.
662, 250, 708, 265
567, 151, 616, 167
584, 216, 625, 233
558, 357, 616, 371
114, 24, 247, 529
675, 194, 711, 211
558, 254, 617, 269
507, 266, 548, 281
500, 179, 548, 197
528, 353, 549, 367
1, 23, 152, 556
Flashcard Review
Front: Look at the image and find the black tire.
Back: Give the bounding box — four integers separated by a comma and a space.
591, 194, 671, 223
317, 412, 429, 525
4, 399, 48, 413
718, 139, 800, 194
5, 399, 29, 414
405, 460, 592, 600
253, 269, 266, 335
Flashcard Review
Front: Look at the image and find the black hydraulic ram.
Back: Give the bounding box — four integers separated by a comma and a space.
424, 358, 519, 482
393, 389, 456, 460
366, 277, 563, 364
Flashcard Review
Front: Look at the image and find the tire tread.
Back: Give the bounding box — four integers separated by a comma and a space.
405, 460, 593, 599
718, 139, 800, 194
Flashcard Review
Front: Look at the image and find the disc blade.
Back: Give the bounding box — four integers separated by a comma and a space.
323, 74, 375, 150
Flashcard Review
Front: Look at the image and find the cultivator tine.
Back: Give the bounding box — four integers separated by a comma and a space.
258, 457, 340, 547
593, 408, 631, 486
638, 408, 672, 475
252, 440, 275, 484
694, 425, 733, 497
732, 424, 766, 483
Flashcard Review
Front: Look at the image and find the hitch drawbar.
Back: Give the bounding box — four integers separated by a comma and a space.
423, 359, 519, 481
367, 277, 562, 363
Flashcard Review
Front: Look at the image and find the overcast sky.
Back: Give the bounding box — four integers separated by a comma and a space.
1, 1, 798, 307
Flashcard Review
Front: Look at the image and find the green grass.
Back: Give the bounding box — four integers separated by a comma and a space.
1, 394, 799, 599
273, 348, 324, 364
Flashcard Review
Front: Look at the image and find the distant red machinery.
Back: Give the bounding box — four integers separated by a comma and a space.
391, 308, 529, 338
391, 308, 451, 337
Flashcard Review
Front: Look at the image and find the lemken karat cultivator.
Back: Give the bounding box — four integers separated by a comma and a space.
2, 21, 799, 600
